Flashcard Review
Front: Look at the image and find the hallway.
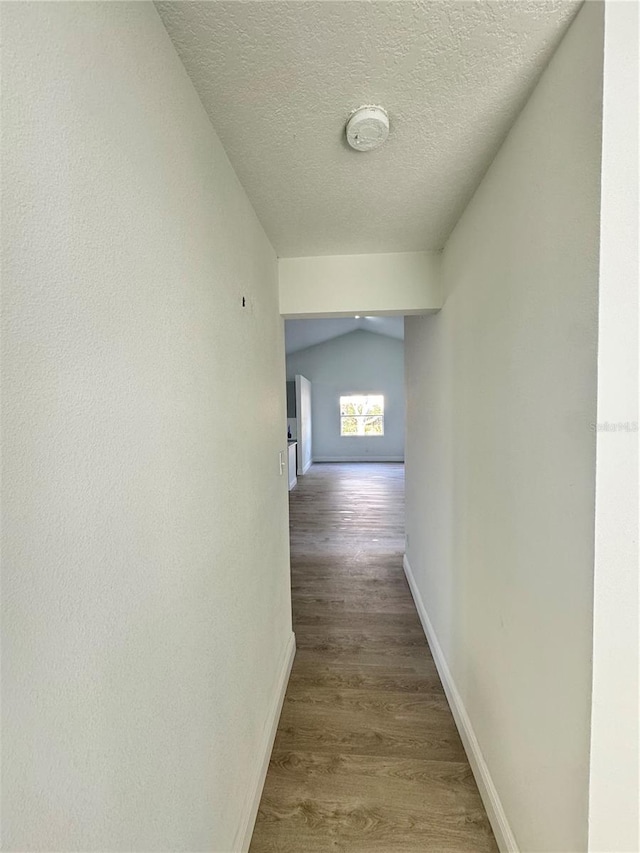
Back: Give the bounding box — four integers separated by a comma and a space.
250, 464, 497, 852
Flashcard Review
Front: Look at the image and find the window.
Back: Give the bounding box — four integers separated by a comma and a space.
340, 395, 384, 436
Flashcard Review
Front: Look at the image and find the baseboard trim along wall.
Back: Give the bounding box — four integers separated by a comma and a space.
236, 631, 296, 853
402, 555, 519, 853
313, 456, 405, 463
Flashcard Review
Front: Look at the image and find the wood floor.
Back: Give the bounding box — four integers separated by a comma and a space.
249, 463, 497, 853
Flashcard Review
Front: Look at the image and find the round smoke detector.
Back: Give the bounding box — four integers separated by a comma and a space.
346, 106, 389, 152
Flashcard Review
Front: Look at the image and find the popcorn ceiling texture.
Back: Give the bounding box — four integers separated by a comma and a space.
156, 0, 581, 257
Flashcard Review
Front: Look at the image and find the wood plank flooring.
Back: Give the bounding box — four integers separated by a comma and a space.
249, 463, 497, 853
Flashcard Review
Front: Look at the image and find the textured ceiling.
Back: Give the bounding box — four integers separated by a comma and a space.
285, 317, 404, 355
156, 1, 581, 257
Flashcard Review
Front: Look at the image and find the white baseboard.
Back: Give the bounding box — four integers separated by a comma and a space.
236, 631, 296, 853
301, 458, 312, 475
313, 456, 405, 463
402, 555, 519, 853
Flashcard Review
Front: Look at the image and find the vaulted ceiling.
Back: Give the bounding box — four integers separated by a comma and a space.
157, 0, 581, 258
285, 316, 404, 355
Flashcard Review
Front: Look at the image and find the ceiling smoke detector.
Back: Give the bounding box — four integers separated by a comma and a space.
346, 106, 389, 152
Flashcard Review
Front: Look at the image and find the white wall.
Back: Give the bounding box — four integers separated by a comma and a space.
588, 2, 639, 849
1, 4, 292, 851
287, 330, 404, 462
404, 4, 603, 852
279, 251, 441, 317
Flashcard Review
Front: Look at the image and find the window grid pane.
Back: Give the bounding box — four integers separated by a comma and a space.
339, 395, 384, 436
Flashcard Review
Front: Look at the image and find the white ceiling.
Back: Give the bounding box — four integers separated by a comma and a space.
285, 316, 404, 355
156, 1, 580, 258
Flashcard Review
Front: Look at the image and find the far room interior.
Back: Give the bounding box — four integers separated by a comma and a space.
284, 317, 405, 479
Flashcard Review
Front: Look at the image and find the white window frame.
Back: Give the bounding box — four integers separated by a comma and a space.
339, 394, 385, 437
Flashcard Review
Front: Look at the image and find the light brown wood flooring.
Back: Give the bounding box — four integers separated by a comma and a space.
249, 463, 497, 853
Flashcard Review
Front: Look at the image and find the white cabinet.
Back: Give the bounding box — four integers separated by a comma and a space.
287, 442, 297, 490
